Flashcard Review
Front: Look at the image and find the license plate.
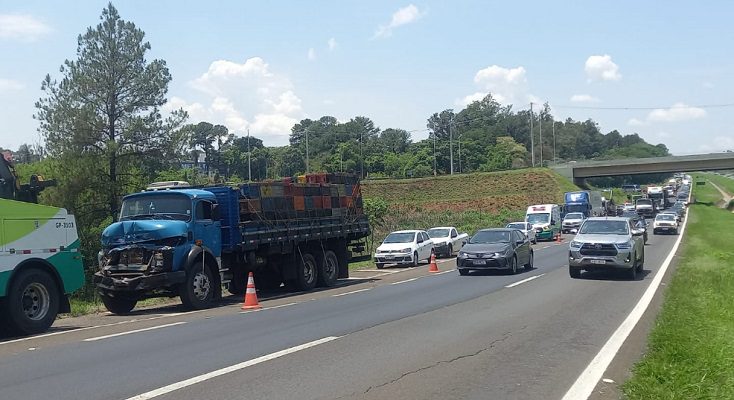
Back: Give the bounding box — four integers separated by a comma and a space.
473, 260, 487, 265
590, 259, 606, 265
385, 255, 394, 259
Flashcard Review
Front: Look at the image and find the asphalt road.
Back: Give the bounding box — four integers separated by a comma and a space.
0, 232, 682, 400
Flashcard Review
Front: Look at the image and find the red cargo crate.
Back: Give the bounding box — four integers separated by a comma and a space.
322, 195, 331, 209
313, 196, 323, 209
293, 196, 306, 211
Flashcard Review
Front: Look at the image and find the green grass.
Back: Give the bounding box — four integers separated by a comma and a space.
622, 174, 734, 399
65, 296, 178, 317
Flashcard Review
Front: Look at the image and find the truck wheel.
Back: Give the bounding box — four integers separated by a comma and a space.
447, 245, 454, 258
101, 294, 137, 315
290, 253, 318, 291
317, 250, 339, 287
569, 266, 581, 279
5, 268, 60, 335
375, 263, 385, 269
180, 262, 215, 310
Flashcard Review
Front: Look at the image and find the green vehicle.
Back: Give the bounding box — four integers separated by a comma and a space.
0, 156, 84, 335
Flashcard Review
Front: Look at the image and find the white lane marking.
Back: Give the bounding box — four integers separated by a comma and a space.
562, 192, 693, 400
540, 246, 551, 250
0, 315, 177, 346
504, 273, 545, 288
239, 302, 299, 313
125, 336, 340, 400
391, 277, 419, 285
84, 322, 187, 342
435, 270, 455, 275
332, 288, 372, 297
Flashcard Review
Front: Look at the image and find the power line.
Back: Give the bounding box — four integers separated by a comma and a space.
550, 103, 734, 110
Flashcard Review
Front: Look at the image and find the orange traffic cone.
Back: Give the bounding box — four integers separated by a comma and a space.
428, 253, 439, 273
241, 272, 262, 310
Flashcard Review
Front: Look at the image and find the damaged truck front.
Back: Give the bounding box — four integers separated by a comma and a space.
93, 189, 223, 314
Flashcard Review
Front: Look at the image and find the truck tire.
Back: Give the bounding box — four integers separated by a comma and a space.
101, 294, 137, 315
5, 268, 60, 335
447, 244, 454, 258
316, 250, 339, 287
569, 266, 582, 279
289, 253, 318, 291
180, 262, 215, 310
375, 263, 385, 269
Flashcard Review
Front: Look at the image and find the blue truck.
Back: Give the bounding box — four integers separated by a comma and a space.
93, 175, 370, 314
564, 191, 591, 217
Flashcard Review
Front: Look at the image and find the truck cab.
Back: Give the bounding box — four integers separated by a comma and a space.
94, 188, 224, 313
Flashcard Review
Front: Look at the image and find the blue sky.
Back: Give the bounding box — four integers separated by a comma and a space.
0, 1, 732, 154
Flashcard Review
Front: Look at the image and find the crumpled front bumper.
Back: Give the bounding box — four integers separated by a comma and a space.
93, 270, 186, 293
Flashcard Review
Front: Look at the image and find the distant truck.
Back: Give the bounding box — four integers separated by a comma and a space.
635, 197, 657, 218
564, 191, 603, 217
94, 174, 370, 314
426, 227, 468, 258
646, 186, 666, 209
0, 155, 84, 335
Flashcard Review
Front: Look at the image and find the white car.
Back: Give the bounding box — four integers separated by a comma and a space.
506, 222, 537, 244
653, 213, 679, 234
427, 226, 469, 258
374, 230, 434, 269
562, 212, 586, 234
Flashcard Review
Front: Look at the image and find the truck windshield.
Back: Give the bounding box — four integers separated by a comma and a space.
526, 213, 550, 224
120, 194, 192, 221
427, 228, 450, 238
383, 232, 416, 243
636, 199, 652, 206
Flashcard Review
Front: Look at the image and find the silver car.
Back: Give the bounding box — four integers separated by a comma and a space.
568, 217, 645, 280
506, 222, 537, 244
562, 212, 585, 233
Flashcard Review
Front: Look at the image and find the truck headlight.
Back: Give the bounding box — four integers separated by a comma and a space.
615, 242, 632, 250
569, 240, 583, 249
98, 250, 109, 268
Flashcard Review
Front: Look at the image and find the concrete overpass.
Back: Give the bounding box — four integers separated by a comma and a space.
552, 152, 734, 185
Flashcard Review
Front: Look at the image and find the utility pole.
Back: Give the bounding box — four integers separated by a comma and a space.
529, 103, 535, 167
433, 132, 437, 176
360, 131, 364, 179
449, 115, 454, 175
305, 129, 309, 173
553, 118, 558, 165
247, 129, 251, 181
458, 135, 462, 173
539, 111, 543, 167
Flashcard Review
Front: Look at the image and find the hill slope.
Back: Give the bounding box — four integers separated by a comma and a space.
361, 168, 579, 247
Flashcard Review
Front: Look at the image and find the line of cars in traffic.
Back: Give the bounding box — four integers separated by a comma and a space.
567, 177, 690, 280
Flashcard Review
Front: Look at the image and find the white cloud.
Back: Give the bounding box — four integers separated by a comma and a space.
328, 37, 337, 51
167, 57, 305, 145
307, 48, 316, 61
647, 103, 706, 122
627, 118, 645, 126
570, 94, 600, 103
374, 4, 424, 39
0, 78, 24, 92
0, 14, 51, 41
458, 65, 530, 107
584, 54, 621, 82
698, 136, 734, 153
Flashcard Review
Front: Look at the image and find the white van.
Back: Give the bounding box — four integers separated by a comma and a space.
525, 204, 561, 241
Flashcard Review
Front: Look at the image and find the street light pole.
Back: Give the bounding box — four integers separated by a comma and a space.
458, 135, 462, 173
529, 102, 535, 167
539, 111, 543, 167
552, 119, 557, 165
433, 132, 437, 176
305, 129, 309, 173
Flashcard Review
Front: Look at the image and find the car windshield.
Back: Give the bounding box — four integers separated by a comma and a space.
526, 213, 550, 224
565, 213, 584, 220
383, 232, 416, 243
120, 194, 192, 221
470, 230, 511, 244
657, 214, 676, 221
427, 228, 450, 238
506, 223, 527, 230
579, 220, 629, 235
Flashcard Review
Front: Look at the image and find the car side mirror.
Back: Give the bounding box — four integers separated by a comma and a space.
451, 232, 457, 238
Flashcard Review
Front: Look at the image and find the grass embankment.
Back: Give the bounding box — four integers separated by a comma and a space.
348, 168, 577, 269
623, 173, 734, 399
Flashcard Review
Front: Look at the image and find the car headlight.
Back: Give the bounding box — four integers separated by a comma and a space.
400, 248, 412, 253
458, 252, 468, 259
615, 242, 632, 250
570, 240, 583, 249
491, 252, 504, 258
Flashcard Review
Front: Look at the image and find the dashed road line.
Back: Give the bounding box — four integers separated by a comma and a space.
124, 336, 340, 400
332, 288, 373, 297
505, 274, 545, 288
391, 277, 419, 285
84, 322, 187, 342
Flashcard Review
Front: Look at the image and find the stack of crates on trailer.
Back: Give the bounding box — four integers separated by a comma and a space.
237, 173, 364, 226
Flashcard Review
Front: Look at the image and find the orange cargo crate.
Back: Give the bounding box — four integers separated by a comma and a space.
293, 196, 306, 211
